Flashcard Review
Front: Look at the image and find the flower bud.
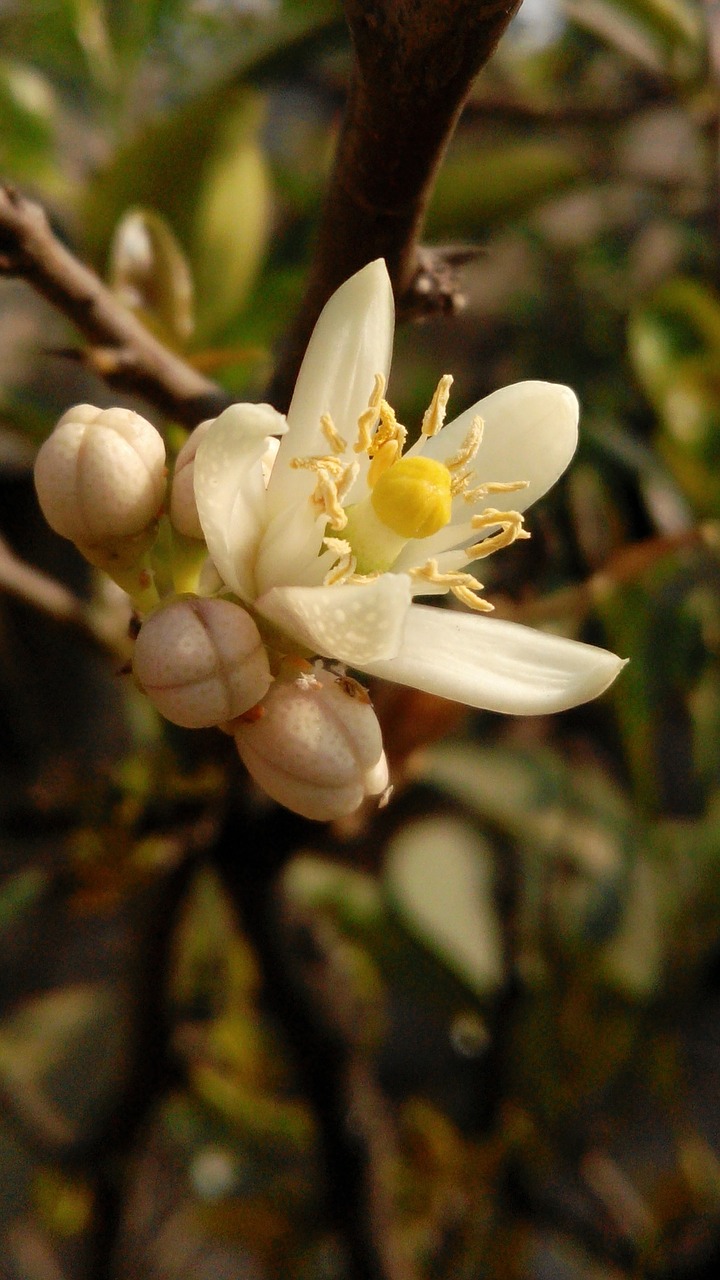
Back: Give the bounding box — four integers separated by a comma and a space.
133, 596, 272, 728
171, 415, 281, 540
233, 666, 389, 821
34, 405, 166, 554
169, 419, 212, 539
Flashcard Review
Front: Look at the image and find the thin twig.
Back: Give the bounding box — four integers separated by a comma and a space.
267, 0, 523, 411
0, 184, 232, 427
0, 531, 128, 656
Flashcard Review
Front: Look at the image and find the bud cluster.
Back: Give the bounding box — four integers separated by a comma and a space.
33, 404, 388, 822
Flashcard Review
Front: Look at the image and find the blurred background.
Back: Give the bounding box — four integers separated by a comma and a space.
3, 1, 720, 1277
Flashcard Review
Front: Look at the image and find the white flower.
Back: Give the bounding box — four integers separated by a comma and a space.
193, 259, 625, 716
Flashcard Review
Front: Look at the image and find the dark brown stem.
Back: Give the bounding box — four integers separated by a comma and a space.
0, 185, 232, 427
268, 0, 523, 410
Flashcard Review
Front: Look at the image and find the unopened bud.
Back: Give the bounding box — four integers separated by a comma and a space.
171, 410, 282, 540
133, 596, 272, 728
234, 666, 389, 821
34, 405, 166, 556
170, 419, 212, 539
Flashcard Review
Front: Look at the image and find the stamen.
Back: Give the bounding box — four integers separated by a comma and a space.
365, 400, 408, 486
375, 402, 408, 456
410, 559, 494, 612
421, 374, 454, 438
354, 373, 386, 453
290, 454, 358, 530
323, 536, 356, 585
466, 508, 530, 559
444, 415, 484, 473
463, 478, 529, 504
450, 467, 474, 497
321, 412, 347, 455
290, 454, 347, 478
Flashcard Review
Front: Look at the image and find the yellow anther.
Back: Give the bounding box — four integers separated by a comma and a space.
421, 374, 454, 438
410, 560, 494, 612
467, 508, 530, 560
354, 373, 386, 453
371, 455, 452, 539
321, 413, 347, 455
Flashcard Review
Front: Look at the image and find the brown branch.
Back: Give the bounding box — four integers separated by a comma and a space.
0, 531, 130, 656
268, 0, 523, 411
0, 184, 232, 427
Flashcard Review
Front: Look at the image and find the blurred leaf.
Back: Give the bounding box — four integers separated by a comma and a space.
566, 0, 704, 80
422, 743, 666, 982
384, 815, 505, 1000
0, 59, 60, 187
629, 278, 720, 400
0, 1, 92, 89
427, 139, 583, 236
0, 869, 50, 933
630, 279, 720, 514
192, 1063, 315, 1153
33, 1166, 94, 1237
598, 855, 665, 998
109, 207, 195, 345
82, 86, 270, 341
283, 854, 496, 1015
170, 868, 260, 1019
191, 110, 272, 341
104, 0, 190, 67
0, 984, 129, 1149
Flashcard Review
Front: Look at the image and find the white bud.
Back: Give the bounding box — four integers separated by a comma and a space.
169, 418, 212, 539
234, 667, 389, 821
171, 414, 281, 540
133, 596, 272, 728
34, 404, 166, 550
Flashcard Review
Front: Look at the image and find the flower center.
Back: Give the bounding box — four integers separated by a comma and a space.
369, 455, 452, 539
291, 372, 531, 604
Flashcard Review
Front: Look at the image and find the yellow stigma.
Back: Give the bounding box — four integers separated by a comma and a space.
370, 455, 452, 539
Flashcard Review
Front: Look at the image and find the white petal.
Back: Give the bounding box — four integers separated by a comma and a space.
255, 573, 412, 666
394, 381, 579, 570
358, 604, 627, 715
194, 403, 286, 601
267, 260, 394, 515
254, 502, 327, 594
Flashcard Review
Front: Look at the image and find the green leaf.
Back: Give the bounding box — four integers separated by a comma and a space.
191, 112, 272, 342
629, 280, 720, 514
567, 0, 703, 80
427, 140, 583, 236
82, 86, 270, 341
0, 59, 59, 186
